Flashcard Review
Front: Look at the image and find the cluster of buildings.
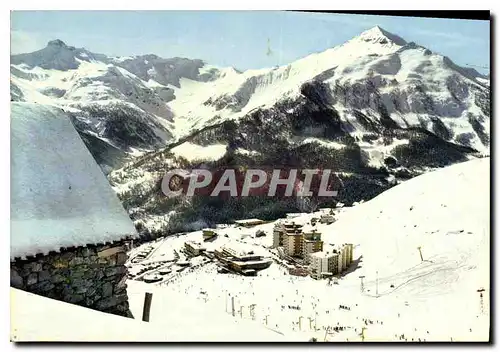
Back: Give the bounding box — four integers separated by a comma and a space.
214, 245, 272, 276
183, 235, 273, 276
273, 222, 323, 264
183, 214, 353, 281
273, 221, 354, 280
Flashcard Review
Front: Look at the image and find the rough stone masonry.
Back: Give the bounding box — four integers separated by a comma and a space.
10, 243, 132, 317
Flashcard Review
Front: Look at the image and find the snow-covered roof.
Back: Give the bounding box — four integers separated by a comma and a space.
283, 220, 302, 225
185, 241, 204, 250
221, 241, 265, 258
320, 214, 335, 218
310, 249, 341, 259
309, 251, 332, 259
10, 103, 138, 259
234, 218, 265, 225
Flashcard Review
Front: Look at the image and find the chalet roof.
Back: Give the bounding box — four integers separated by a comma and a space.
10, 103, 138, 259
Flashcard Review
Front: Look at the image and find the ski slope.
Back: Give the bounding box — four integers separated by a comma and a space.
127, 157, 490, 341
11, 288, 291, 342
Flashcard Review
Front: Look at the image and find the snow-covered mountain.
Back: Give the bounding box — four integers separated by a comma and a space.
167, 26, 489, 151
10, 40, 226, 170
11, 27, 490, 166
11, 26, 490, 232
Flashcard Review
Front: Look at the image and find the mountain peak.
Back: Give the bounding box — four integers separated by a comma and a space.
355, 26, 407, 46
47, 39, 68, 48
11, 39, 101, 71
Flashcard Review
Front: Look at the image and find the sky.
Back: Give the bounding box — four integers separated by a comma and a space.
10, 11, 490, 74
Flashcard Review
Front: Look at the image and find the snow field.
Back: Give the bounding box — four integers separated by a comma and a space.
126, 157, 489, 341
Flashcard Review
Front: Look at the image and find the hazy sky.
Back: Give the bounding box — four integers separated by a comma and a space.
11, 11, 490, 74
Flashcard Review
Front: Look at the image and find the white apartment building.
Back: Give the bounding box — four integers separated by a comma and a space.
330, 252, 341, 275
309, 250, 341, 279
344, 243, 354, 264
309, 243, 354, 280
341, 245, 349, 270
309, 251, 331, 280
302, 240, 323, 264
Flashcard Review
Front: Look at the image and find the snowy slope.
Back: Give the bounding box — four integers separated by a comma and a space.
11, 287, 294, 341
126, 157, 490, 341
320, 157, 489, 280
10, 103, 138, 259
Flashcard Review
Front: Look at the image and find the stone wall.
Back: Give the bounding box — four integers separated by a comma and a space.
10, 243, 132, 317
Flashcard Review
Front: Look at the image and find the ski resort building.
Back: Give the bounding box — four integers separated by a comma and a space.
283, 232, 304, 257
202, 229, 218, 242
303, 240, 323, 264
309, 251, 336, 279
10, 103, 138, 317
214, 244, 272, 275
338, 243, 354, 270
341, 245, 349, 270
319, 214, 336, 224
272, 225, 284, 248
234, 218, 265, 227
344, 243, 354, 266
273, 221, 302, 249
184, 241, 205, 257
309, 244, 354, 280
302, 229, 324, 264
273, 222, 323, 260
